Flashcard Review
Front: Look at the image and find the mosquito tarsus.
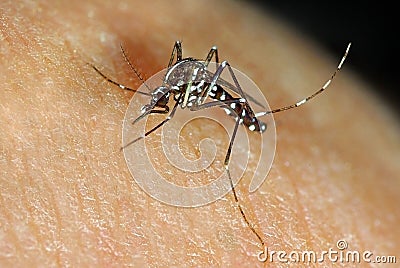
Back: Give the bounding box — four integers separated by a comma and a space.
91, 41, 351, 259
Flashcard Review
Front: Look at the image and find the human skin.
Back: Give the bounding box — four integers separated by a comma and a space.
1, 0, 399, 267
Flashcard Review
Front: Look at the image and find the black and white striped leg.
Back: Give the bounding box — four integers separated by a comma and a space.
204, 45, 219, 70
198, 60, 266, 250
200, 60, 265, 131
256, 42, 352, 117
167, 41, 183, 68
190, 97, 266, 252
224, 107, 265, 252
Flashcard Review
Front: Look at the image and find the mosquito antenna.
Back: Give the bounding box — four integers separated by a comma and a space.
120, 44, 153, 92
255, 42, 351, 117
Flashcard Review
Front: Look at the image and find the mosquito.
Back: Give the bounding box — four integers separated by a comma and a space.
91, 41, 351, 258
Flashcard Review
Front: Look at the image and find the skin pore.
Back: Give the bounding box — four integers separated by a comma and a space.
1, 0, 399, 266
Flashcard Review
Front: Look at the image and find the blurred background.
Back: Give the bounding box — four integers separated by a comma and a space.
249, 0, 398, 117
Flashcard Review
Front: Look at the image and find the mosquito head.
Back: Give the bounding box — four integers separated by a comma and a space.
151, 86, 170, 107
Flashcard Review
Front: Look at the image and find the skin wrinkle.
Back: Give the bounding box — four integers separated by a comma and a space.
0, 0, 399, 267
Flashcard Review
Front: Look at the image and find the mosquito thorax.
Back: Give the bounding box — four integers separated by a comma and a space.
165, 59, 206, 88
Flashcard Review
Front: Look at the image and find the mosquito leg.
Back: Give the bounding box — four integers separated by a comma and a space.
226, 169, 265, 251
255, 42, 352, 117
225, 107, 265, 252
199, 61, 249, 110
191, 97, 265, 252
204, 45, 219, 70
195, 61, 266, 250
90, 64, 150, 96
122, 95, 182, 150
220, 62, 254, 115
168, 41, 183, 68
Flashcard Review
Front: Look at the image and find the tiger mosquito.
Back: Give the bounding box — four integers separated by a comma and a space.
91, 41, 351, 257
